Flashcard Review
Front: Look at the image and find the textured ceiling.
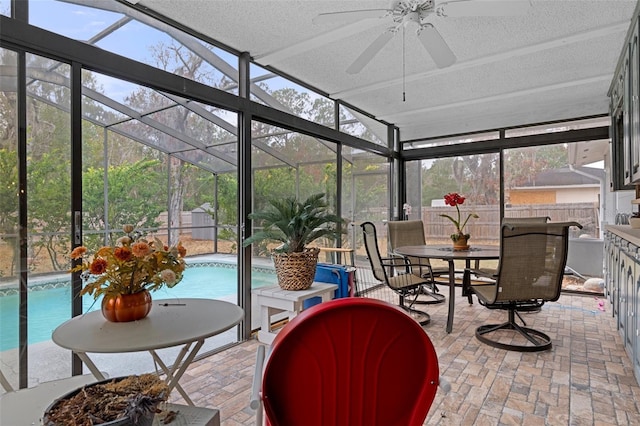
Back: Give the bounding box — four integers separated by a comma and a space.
136, 0, 636, 142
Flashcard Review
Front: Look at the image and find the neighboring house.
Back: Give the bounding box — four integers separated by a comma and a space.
507, 166, 604, 205
508, 166, 606, 277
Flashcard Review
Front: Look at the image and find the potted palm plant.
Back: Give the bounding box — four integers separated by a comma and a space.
243, 193, 345, 290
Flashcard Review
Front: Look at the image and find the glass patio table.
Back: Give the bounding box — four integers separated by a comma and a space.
393, 245, 500, 333
52, 298, 243, 406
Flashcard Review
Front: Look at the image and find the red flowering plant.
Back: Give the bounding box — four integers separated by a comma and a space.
70, 225, 187, 298
439, 193, 479, 242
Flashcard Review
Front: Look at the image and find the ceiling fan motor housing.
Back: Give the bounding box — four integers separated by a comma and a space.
391, 0, 435, 25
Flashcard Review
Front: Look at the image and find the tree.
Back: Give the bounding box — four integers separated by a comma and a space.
421, 145, 569, 210
0, 148, 18, 275
27, 149, 71, 271
81, 160, 165, 250
423, 154, 500, 207
422, 158, 458, 205
504, 145, 568, 189
123, 42, 233, 245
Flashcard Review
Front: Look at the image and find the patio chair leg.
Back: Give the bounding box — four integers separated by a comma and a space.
414, 284, 446, 305
399, 295, 431, 326
475, 309, 552, 352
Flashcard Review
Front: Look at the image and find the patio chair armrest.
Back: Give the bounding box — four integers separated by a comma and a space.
465, 268, 497, 280
462, 267, 497, 301
380, 258, 404, 273
380, 257, 404, 266
384, 257, 436, 281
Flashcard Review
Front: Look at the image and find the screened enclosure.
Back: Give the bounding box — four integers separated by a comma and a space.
0, 0, 616, 390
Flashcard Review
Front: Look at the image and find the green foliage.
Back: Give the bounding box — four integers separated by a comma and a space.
0, 149, 17, 235
422, 155, 499, 206
218, 227, 237, 244
0, 148, 18, 275
243, 193, 345, 254
81, 160, 164, 248
252, 168, 324, 213
421, 146, 570, 208
215, 175, 238, 224
28, 148, 72, 271
187, 172, 238, 225
342, 159, 389, 222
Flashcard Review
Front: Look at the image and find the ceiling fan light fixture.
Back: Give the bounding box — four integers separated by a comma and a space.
392, 0, 434, 23
403, 11, 422, 30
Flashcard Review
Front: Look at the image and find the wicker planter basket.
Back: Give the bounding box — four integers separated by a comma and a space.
272, 247, 320, 291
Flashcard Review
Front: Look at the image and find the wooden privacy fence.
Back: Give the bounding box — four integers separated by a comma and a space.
420, 203, 598, 244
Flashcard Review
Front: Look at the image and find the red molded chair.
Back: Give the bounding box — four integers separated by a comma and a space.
250, 298, 442, 426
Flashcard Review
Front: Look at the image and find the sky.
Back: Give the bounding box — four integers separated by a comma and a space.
21, 0, 238, 103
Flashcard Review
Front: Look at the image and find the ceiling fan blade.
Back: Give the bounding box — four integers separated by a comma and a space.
417, 24, 456, 68
438, 0, 531, 17
347, 31, 395, 74
313, 9, 390, 25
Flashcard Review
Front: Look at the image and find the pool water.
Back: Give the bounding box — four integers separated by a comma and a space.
0, 265, 276, 352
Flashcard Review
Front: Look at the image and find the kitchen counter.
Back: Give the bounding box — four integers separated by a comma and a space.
605, 225, 640, 246
604, 226, 640, 385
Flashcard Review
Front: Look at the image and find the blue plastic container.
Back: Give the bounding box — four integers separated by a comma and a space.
303, 263, 354, 309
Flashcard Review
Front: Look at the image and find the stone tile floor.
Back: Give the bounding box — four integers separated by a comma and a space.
169, 287, 640, 425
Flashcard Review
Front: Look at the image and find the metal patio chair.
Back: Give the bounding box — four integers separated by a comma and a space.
387, 220, 446, 304
360, 221, 432, 325
465, 221, 582, 352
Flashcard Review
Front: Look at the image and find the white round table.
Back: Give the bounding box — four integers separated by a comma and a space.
52, 298, 243, 405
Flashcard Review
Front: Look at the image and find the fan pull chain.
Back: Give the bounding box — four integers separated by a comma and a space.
402, 25, 406, 102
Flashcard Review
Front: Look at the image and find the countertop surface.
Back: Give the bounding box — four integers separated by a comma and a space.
606, 225, 640, 246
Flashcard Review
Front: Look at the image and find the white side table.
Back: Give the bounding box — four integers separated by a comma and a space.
252, 282, 338, 344
51, 299, 243, 406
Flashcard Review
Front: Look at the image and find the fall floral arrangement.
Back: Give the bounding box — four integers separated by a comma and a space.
439, 193, 479, 242
70, 225, 187, 298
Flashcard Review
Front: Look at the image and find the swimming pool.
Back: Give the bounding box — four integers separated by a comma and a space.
0, 262, 277, 352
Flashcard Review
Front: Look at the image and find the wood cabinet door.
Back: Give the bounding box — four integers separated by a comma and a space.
613, 237, 622, 322
621, 246, 636, 356
634, 249, 640, 384
605, 233, 616, 305
623, 50, 632, 185
619, 244, 628, 341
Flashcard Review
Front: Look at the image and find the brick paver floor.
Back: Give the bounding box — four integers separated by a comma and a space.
169, 288, 640, 425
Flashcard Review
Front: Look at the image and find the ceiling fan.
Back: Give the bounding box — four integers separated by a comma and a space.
313, 0, 531, 74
